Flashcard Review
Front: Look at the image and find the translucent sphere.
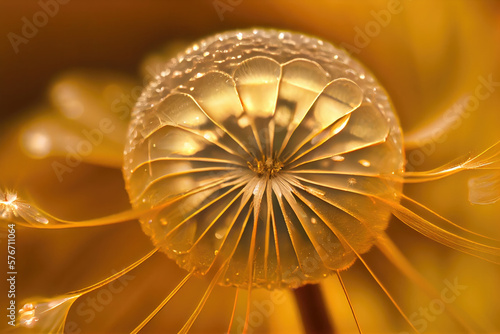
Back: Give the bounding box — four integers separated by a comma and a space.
123, 29, 404, 289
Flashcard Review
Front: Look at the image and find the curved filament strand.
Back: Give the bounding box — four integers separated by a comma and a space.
292, 175, 500, 263
468, 171, 500, 205
335, 271, 363, 334
227, 288, 240, 334
182, 184, 251, 251
1, 196, 145, 230
286, 187, 418, 332
241, 186, 262, 333
204, 199, 253, 276
376, 235, 477, 333
71, 248, 159, 295
18, 248, 158, 333
272, 177, 316, 279
399, 193, 499, 242
281, 78, 363, 163
1, 175, 246, 230
178, 264, 229, 333
153, 92, 250, 161
403, 141, 500, 183
130, 273, 193, 334
298, 196, 419, 333
390, 201, 500, 264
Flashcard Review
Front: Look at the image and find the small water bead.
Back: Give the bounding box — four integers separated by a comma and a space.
20, 316, 39, 328
35, 216, 49, 224
359, 159, 371, 167
237, 115, 250, 128
203, 131, 217, 142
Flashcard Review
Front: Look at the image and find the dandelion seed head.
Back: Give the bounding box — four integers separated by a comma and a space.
123, 29, 404, 289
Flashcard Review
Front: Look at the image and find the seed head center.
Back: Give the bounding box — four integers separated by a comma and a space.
247, 156, 283, 177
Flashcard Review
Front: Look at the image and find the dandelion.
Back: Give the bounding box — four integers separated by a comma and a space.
2, 28, 499, 334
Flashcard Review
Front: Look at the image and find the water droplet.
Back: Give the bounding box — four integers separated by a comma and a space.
253, 181, 262, 195
35, 216, 49, 225
331, 155, 345, 162
203, 131, 217, 142
237, 115, 250, 128
20, 316, 39, 328
359, 159, 371, 167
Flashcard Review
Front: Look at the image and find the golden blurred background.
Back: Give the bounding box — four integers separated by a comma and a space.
1, 1, 499, 333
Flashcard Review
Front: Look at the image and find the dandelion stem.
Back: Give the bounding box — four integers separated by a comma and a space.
293, 284, 334, 334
